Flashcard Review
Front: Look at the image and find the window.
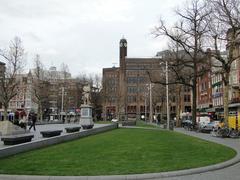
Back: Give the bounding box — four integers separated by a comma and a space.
127, 96, 136, 103
127, 86, 137, 93
184, 95, 191, 102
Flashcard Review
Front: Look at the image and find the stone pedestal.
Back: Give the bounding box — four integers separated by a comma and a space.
0, 121, 28, 136
80, 105, 94, 129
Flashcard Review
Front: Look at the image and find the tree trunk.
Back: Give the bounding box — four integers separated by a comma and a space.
223, 82, 229, 126
176, 84, 181, 127
3, 106, 8, 121
192, 78, 197, 126
38, 103, 42, 122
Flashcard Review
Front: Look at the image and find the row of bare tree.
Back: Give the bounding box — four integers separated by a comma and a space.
0, 37, 102, 121
150, 0, 240, 126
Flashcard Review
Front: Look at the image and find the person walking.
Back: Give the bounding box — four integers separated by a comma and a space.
19, 105, 27, 130
29, 110, 37, 131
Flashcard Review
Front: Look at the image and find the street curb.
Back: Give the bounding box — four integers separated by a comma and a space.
0, 127, 239, 180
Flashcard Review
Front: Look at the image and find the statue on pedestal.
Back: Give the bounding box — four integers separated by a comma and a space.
82, 84, 91, 105
80, 84, 94, 129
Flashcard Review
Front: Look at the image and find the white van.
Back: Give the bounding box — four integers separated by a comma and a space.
197, 116, 210, 127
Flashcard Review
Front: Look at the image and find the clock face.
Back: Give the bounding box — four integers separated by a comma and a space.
120, 43, 123, 47
124, 43, 127, 47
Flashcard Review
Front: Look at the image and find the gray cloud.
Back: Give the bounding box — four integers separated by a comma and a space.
0, 0, 185, 77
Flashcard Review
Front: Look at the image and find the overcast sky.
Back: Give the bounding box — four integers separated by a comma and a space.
0, 0, 186, 77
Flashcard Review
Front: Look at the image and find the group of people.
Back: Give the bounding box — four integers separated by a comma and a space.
14, 108, 37, 131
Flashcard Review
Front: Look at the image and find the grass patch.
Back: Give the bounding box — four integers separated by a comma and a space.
136, 120, 160, 128
0, 128, 236, 176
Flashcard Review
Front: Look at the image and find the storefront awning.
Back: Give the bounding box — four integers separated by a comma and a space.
206, 107, 216, 112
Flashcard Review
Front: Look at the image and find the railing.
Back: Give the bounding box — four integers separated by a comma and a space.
230, 97, 240, 104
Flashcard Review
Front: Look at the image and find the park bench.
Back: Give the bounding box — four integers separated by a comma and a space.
65, 126, 81, 133
82, 125, 94, 129
122, 120, 136, 126
1, 134, 34, 145
40, 130, 62, 138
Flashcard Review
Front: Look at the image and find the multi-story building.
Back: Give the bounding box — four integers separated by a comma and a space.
8, 72, 38, 113
227, 28, 240, 114
196, 54, 213, 114
102, 38, 192, 121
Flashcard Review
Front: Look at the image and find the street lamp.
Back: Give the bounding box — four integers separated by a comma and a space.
144, 83, 153, 122
149, 83, 153, 123
60, 87, 66, 122
165, 61, 170, 130
160, 60, 170, 130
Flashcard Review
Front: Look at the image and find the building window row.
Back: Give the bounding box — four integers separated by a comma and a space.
127, 77, 146, 84
127, 96, 136, 103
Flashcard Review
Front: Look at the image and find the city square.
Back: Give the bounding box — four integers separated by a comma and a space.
1, 0, 240, 179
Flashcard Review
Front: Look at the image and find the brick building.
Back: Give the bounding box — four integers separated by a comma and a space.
102, 38, 192, 121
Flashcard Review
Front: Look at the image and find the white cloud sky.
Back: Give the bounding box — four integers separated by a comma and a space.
0, 0, 186, 77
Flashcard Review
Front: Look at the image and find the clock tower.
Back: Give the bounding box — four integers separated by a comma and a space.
119, 38, 127, 58
119, 37, 127, 121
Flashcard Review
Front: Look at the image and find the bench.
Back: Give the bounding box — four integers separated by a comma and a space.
40, 130, 62, 138
1, 134, 34, 145
122, 120, 136, 126
65, 126, 81, 133
82, 125, 94, 129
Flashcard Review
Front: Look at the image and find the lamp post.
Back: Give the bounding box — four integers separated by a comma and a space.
166, 61, 170, 130
149, 83, 153, 123
159, 60, 170, 130
144, 91, 147, 122
61, 87, 64, 122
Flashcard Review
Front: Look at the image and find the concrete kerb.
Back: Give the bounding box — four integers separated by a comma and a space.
0, 125, 239, 180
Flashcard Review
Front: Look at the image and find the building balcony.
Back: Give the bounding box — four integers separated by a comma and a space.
230, 97, 240, 104
212, 92, 223, 98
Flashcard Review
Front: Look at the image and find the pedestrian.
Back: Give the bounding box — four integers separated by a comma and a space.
29, 110, 37, 131
19, 104, 27, 130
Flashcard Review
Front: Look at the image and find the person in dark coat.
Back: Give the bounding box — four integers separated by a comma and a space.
28, 111, 37, 131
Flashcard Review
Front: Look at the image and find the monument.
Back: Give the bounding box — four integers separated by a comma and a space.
80, 84, 94, 129
0, 120, 27, 136
0, 108, 29, 136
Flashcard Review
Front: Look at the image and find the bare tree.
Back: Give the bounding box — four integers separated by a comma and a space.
152, 0, 210, 126
32, 54, 50, 121
207, 0, 240, 125
0, 37, 25, 120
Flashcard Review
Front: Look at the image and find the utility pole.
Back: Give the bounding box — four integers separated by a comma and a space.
149, 83, 153, 123
166, 61, 170, 130
145, 92, 147, 122
61, 87, 64, 122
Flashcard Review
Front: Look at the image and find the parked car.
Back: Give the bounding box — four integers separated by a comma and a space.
111, 118, 118, 123
200, 121, 220, 133
181, 119, 193, 128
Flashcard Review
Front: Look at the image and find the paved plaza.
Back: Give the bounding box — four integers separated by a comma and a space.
0, 122, 107, 149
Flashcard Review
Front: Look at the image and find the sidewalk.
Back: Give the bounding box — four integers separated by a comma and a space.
0, 123, 107, 149
159, 128, 240, 180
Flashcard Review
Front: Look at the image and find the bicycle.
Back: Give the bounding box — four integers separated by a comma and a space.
212, 126, 239, 138
229, 128, 240, 138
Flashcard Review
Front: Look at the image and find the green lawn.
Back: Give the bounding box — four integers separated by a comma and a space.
0, 128, 236, 176
136, 120, 160, 128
